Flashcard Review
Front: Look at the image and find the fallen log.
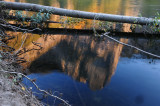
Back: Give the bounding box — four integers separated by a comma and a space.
0, 1, 160, 25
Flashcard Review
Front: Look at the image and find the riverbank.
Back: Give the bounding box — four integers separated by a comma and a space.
0, 61, 43, 106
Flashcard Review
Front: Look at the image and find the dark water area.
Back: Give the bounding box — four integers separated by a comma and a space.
4, 0, 160, 106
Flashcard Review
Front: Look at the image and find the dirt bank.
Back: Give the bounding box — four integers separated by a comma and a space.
0, 62, 43, 106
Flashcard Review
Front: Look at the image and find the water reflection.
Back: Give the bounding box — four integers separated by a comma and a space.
18, 33, 160, 105
17, 34, 127, 90
26, 35, 160, 90
7, 29, 160, 90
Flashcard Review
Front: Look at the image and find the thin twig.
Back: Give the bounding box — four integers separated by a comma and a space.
14, 32, 28, 55
103, 32, 160, 58
0, 23, 41, 32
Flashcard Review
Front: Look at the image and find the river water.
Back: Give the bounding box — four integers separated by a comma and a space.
4, 0, 160, 106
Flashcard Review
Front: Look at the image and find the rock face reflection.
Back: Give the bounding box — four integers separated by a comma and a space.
25, 35, 127, 90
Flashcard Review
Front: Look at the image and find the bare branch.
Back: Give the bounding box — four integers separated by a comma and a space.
0, 23, 41, 32
103, 32, 160, 58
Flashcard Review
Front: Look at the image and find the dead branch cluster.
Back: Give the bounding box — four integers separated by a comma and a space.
0, 17, 44, 106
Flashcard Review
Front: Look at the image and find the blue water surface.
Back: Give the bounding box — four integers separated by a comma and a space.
23, 58, 160, 106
